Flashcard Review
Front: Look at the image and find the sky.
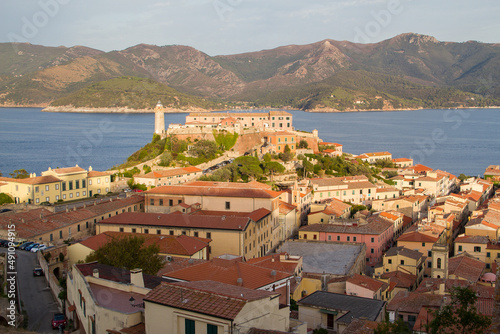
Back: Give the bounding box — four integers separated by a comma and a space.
1, 0, 499, 56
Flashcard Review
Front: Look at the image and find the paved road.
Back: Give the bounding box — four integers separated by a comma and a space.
1, 248, 61, 333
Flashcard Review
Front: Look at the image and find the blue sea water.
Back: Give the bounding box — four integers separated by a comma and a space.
0, 108, 499, 177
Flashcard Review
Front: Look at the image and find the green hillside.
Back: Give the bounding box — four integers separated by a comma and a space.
49, 76, 224, 110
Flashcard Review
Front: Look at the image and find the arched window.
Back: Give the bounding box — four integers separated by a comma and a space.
437, 258, 442, 269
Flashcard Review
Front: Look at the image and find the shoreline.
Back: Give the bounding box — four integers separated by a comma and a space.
40, 106, 214, 114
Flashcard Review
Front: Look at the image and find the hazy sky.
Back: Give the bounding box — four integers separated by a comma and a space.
1, 0, 498, 56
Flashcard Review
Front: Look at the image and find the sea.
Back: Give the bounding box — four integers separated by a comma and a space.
0, 107, 499, 177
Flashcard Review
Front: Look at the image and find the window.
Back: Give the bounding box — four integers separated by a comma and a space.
486, 263, 491, 269
97, 178, 101, 184
474, 246, 481, 252
353, 237, 357, 242
370, 248, 374, 254
169, 230, 174, 235
144, 229, 149, 234
337, 236, 340, 241
50, 234, 53, 241
169, 199, 173, 206
428, 261, 432, 268
35, 186, 39, 193
83, 191, 86, 196
487, 252, 491, 258
428, 251, 432, 257
132, 228, 136, 233
69, 181, 73, 190
400, 260, 405, 265
194, 232, 199, 237
303, 234, 307, 239
388, 259, 392, 264
45, 197, 49, 202
119, 227, 124, 233
75, 180, 79, 189
82, 179, 86, 188
207, 324, 218, 334
56, 195, 59, 201
347, 236, 350, 241
55, 184, 59, 190
225, 201, 230, 210
458, 245, 463, 252
86, 221, 89, 228
371, 237, 374, 243
422, 242, 426, 247
59, 231, 63, 239
328, 235, 331, 241
313, 234, 317, 240
159, 199, 163, 206
88, 179, 92, 185
437, 258, 442, 269
150, 199, 154, 206
69, 193, 73, 198
62, 182, 66, 191
206, 232, 211, 239
45, 185, 49, 191
77, 225, 80, 232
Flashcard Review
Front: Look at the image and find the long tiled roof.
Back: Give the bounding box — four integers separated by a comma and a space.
51, 166, 87, 174
246, 253, 300, 274
347, 274, 387, 292
145, 280, 275, 320
397, 230, 439, 243
380, 271, 417, 289
162, 257, 292, 289
138, 167, 202, 179
387, 291, 442, 313
98, 212, 252, 231
415, 278, 495, 298
79, 232, 210, 256
385, 246, 423, 260
0, 175, 61, 185
146, 181, 281, 198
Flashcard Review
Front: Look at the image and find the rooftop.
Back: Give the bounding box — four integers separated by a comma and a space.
298, 290, 385, 324
277, 241, 364, 275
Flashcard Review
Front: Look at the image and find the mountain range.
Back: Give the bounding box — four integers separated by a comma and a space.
1, 33, 499, 111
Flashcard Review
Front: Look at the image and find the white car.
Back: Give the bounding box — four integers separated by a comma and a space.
31, 244, 47, 252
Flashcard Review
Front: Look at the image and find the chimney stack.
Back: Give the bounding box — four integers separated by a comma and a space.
93, 269, 99, 278
130, 268, 144, 288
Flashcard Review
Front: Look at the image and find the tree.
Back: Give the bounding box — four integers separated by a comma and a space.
375, 313, 412, 334
279, 144, 294, 162
0, 193, 14, 205
189, 140, 218, 160
85, 235, 165, 275
427, 286, 491, 334
10, 169, 29, 179
298, 139, 309, 149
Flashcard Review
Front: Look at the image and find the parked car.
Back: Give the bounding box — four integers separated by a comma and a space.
0, 208, 12, 213
25, 243, 39, 251
31, 244, 47, 252
124, 188, 132, 193
33, 268, 44, 276
19, 241, 34, 250
51, 313, 67, 330
0, 239, 9, 247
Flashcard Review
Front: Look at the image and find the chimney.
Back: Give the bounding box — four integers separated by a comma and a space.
439, 282, 445, 295
89, 166, 93, 171
130, 268, 144, 288
93, 269, 99, 278
237, 278, 243, 286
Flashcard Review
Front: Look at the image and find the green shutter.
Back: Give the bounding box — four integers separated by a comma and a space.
207, 324, 218, 334
185, 319, 195, 334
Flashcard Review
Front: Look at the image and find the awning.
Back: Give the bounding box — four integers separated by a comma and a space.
320, 309, 338, 315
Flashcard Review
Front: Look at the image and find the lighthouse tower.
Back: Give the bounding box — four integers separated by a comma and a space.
154, 100, 165, 136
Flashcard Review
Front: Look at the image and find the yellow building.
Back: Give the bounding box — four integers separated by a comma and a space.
144, 280, 290, 334
0, 165, 113, 204
454, 234, 499, 272
96, 208, 273, 259
0, 174, 61, 204
374, 246, 424, 285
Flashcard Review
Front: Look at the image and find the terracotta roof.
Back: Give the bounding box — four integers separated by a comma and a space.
455, 235, 489, 244
146, 181, 281, 198
392, 158, 412, 162
278, 201, 296, 214
87, 170, 112, 177
144, 281, 275, 320
191, 208, 272, 223
380, 271, 417, 289
363, 151, 391, 157
385, 246, 423, 260
415, 278, 495, 299
98, 212, 252, 231
300, 219, 393, 235
163, 256, 292, 289
310, 178, 346, 187
342, 318, 378, 334
448, 253, 485, 282
51, 166, 86, 174
379, 211, 400, 221
0, 175, 61, 185
78, 232, 210, 256
246, 253, 301, 274
75, 262, 171, 289
397, 230, 439, 243
157, 257, 207, 276
119, 323, 145, 334
412, 164, 434, 173
387, 291, 443, 313
347, 274, 387, 292
376, 187, 399, 193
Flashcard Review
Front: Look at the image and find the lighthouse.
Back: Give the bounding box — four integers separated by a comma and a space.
154, 100, 165, 136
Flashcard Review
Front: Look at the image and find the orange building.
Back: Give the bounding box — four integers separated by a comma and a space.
266, 132, 297, 153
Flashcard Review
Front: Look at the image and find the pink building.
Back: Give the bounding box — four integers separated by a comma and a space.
298, 218, 394, 266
